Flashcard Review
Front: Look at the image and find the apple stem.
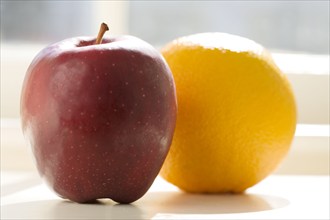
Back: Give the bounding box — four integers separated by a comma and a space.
95, 23, 109, 44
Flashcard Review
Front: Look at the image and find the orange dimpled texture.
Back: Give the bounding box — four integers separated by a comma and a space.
160, 33, 297, 193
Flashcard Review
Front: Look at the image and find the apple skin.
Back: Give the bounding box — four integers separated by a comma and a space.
20, 36, 177, 204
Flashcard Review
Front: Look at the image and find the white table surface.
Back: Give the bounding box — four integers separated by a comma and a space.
1, 171, 329, 219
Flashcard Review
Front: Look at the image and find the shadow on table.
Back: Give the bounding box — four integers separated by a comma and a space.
139, 191, 289, 215
1, 191, 289, 219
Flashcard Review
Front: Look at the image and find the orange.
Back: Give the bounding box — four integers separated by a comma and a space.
160, 33, 297, 193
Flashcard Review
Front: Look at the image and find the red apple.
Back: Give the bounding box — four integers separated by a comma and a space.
20, 23, 177, 204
